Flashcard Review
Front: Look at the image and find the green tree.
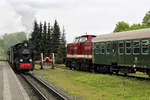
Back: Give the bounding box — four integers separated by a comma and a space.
43, 21, 47, 56
0, 38, 4, 57
129, 24, 150, 30
39, 22, 43, 59
113, 21, 130, 32
3, 32, 27, 56
31, 20, 39, 42
47, 23, 52, 55
51, 20, 61, 54
142, 11, 150, 26
56, 27, 67, 63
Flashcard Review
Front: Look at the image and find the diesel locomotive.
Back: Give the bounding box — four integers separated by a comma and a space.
8, 41, 34, 72
65, 28, 150, 77
66, 35, 96, 71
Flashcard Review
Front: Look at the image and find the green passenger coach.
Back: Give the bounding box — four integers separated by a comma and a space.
92, 28, 150, 76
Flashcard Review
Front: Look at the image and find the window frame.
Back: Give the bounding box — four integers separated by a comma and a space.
100, 43, 105, 54
118, 41, 124, 55
106, 42, 111, 54
95, 43, 100, 54
133, 40, 140, 55
141, 40, 149, 55
125, 41, 131, 55
79, 37, 88, 42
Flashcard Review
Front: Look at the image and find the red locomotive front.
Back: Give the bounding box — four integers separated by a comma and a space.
65, 35, 96, 71
20, 63, 33, 70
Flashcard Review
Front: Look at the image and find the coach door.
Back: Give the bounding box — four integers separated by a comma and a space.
111, 41, 118, 63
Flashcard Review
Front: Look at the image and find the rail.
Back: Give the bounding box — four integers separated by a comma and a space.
21, 73, 68, 100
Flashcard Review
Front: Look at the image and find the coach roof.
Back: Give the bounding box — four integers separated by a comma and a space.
93, 28, 150, 42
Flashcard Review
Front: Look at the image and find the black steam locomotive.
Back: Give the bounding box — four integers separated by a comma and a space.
8, 41, 34, 72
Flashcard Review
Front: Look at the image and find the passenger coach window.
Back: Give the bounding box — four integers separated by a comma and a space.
106, 43, 111, 54
95, 44, 100, 54
133, 40, 140, 54
101, 45, 105, 54
119, 41, 124, 54
125, 41, 131, 54
141, 40, 149, 55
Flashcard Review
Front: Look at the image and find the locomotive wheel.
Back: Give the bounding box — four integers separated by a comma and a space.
87, 64, 91, 72
68, 62, 72, 70
109, 66, 113, 74
148, 74, 150, 77
115, 70, 119, 75
81, 63, 84, 71
124, 73, 127, 76
76, 63, 81, 71
146, 70, 150, 77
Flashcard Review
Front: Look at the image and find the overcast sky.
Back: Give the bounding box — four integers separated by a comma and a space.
0, 0, 150, 43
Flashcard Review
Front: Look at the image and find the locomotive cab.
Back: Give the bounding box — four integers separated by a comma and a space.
66, 35, 96, 71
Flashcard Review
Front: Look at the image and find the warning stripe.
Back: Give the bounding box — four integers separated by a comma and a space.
67, 54, 92, 59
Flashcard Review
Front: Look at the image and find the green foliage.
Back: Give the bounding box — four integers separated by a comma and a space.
114, 11, 150, 32
43, 21, 47, 55
51, 20, 61, 54
47, 23, 52, 55
30, 20, 67, 63
129, 24, 150, 30
0, 38, 4, 57
56, 44, 65, 64
54, 26, 66, 64
142, 11, 150, 26
0, 32, 27, 57
113, 21, 129, 32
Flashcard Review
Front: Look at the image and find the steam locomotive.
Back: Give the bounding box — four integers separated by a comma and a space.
8, 41, 34, 72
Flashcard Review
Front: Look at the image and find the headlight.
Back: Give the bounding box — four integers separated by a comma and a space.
29, 59, 32, 62
20, 59, 23, 62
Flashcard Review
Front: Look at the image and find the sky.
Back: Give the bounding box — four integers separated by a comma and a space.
0, 0, 150, 43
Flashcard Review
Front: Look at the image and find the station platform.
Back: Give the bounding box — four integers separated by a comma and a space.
0, 61, 30, 100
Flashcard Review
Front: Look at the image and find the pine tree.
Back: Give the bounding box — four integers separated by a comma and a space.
31, 20, 39, 42
61, 26, 66, 58
51, 20, 61, 54
43, 21, 47, 56
38, 22, 44, 59
56, 26, 67, 63
47, 22, 52, 55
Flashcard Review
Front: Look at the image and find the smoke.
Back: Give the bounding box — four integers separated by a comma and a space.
6, 0, 36, 34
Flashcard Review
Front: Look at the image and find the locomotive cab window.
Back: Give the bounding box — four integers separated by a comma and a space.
125, 41, 131, 55
74, 38, 79, 43
133, 40, 140, 55
80, 37, 88, 42
119, 41, 124, 55
141, 40, 149, 55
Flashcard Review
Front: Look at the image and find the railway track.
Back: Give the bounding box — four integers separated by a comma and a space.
21, 73, 68, 100
116, 73, 150, 81
54, 66, 150, 81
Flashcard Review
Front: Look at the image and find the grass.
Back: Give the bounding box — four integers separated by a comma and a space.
34, 65, 150, 100
0, 56, 6, 60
